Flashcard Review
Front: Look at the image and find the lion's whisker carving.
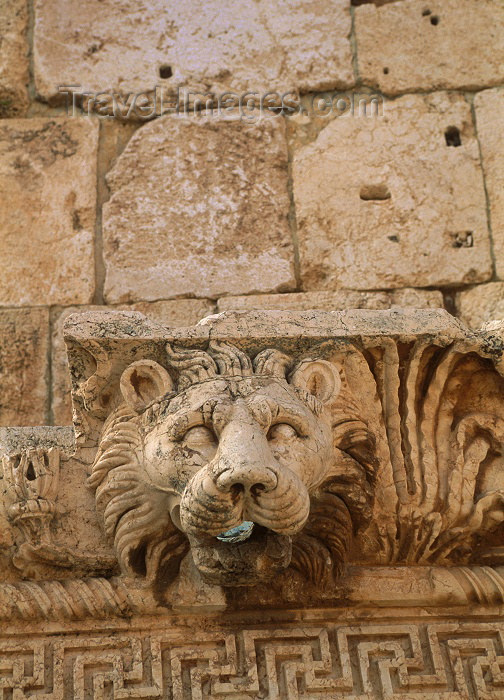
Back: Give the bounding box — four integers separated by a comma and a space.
88, 341, 377, 593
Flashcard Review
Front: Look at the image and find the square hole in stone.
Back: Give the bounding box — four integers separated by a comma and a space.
159, 65, 173, 79
445, 126, 462, 147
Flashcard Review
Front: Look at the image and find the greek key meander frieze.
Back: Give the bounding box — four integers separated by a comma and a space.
1, 622, 503, 700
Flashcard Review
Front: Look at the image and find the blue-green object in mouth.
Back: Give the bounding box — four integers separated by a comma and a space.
216, 521, 254, 543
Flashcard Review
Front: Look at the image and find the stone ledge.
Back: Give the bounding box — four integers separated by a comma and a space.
51, 300, 216, 425
64, 308, 469, 345
0, 565, 501, 622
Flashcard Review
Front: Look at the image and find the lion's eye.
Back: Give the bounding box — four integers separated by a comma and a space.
183, 425, 217, 446
267, 423, 298, 440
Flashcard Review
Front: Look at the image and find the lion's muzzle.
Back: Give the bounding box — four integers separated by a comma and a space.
179, 416, 310, 539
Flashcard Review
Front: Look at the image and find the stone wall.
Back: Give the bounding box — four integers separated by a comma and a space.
1, 0, 503, 426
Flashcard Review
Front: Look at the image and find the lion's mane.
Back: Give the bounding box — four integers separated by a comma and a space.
88, 405, 189, 592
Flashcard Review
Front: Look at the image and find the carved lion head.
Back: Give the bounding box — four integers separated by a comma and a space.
89, 342, 377, 592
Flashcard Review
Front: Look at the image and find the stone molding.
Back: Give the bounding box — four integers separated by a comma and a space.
0, 565, 504, 622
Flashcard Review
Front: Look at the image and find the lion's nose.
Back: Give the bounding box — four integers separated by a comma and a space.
216, 464, 278, 494
214, 415, 279, 495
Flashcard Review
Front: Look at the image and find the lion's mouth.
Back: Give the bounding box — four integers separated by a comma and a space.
187, 522, 292, 586
216, 520, 255, 543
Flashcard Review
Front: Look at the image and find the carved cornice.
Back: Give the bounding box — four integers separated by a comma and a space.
1, 309, 503, 621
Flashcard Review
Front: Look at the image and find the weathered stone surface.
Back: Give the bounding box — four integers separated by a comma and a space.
218, 289, 444, 312
293, 92, 492, 291
0, 308, 504, 694
125, 299, 215, 325
356, 0, 504, 94
103, 115, 295, 302
0, 426, 75, 455
0, 119, 97, 306
59, 309, 504, 596
455, 283, 504, 330
52, 299, 215, 425
0, 0, 29, 117
54, 311, 495, 591
34, 0, 353, 106
0, 308, 48, 427
474, 89, 504, 281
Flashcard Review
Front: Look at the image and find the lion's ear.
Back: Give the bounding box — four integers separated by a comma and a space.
289, 359, 341, 404
120, 360, 174, 412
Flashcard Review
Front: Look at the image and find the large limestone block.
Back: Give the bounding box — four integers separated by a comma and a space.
0, 119, 98, 306
34, 0, 353, 105
455, 283, 504, 330
103, 115, 295, 302
356, 0, 504, 95
218, 289, 444, 312
0, 0, 29, 117
293, 93, 492, 291
52, 299, 216, 425
474, 89, 504, 280
0, 308, 49, 426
